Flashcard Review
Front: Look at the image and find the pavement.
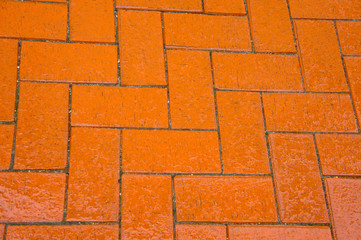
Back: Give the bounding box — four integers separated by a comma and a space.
0, 0, 361, 239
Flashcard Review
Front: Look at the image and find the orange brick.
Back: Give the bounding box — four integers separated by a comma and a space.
326, 178, 361, 240
71, 86, 168, 128
204, 0, 246, 15
288, 0, 361, 19
263, 93, 358, 132
316, 134, 361, 176
66, 128, 120, 221
164, 13, 251, 51
0, 173, 66, 222
344, 57, 361, 127
15, 83, 69, 169
20, 42, 117, 83
175, 176, 277, 222
216, 92, 269, 174
336, 22, 361, 56
0, 39, 18, 121
167, 50, 216, 129
7, 225, 118, 240
0, 125, 14, 169
121, 174, 173, 239
248, 0, 295, 53
116, 0, 202, 11
0, 1, 67, 40
213, 53, 303, 91
122, 130, 221, 173
69, 0, 115, 43
269, 134, 329, 223
229, 226, 332, 239
119, 10, 166, 86
176, 225, 227, 240
294, 20, 348, 92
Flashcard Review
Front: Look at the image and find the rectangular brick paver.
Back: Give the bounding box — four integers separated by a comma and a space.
229, 226, 332, 239
216, 91, 269, 174
119, 10, 166, 86
121, 174, 173, 240
6, 225, 119, 240
69, 0, 115, 43
213, 52, 303, 91
15, 83, 69, 169
164, 13, 252, 51
66, 127, 120, 221
167, 50, 216, 129
294, 20, 348, 92
204, 0, 246, 15
269, 134, 329, 223
0, 1, 67, 40
122, 130, 221, 173
0, 173, 66, 222
20, 42, 118, 83
116, 0, 202, 12
336, 21, 361, 56
326, 178, 361, 240
0, 125, 14, 169
316, 134, 361, 176
263, 93, 358, 132
176, 225, 227, 239
288, 0, 361, 19
248, 0, 296, 53
175, 176, 277, 222
71, 85, 169, 128
0, 39, 18, 121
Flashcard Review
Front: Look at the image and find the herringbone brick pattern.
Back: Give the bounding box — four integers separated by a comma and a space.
0, 0, 360, 239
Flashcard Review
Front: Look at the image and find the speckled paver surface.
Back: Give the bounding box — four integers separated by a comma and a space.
0, 0, 361, 239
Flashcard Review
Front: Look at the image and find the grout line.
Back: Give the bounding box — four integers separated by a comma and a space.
225, 225, 229, 239
267, 131, 360, 135
118, 129, 123, 240
62, 84, 72, 221
171, 175, 177, 240
4, 221, 119, 226
324, 175, 361, 179
259, 92, 281, 223
243, 0, 255, 52
18, 80, 166, 88
285, 0, 306, 92
3, 38, 117, 45
209, 52, 224, 174
14, 0, 67, 4
201, 0, 205, 13
168, 47, 296, 55
312, 134, 335, 240
113, 4, 121, 86
291, 18, 361, 22
66, 0, 70, 42
123, 172, 272, 177
72, 125, 216, 131
0, 169, 66, 173
118, 8, 247, 17
3, 224, 7, 240
175, 221, 331, 226
0, 121, 15, 125
161, 12, 172, 129
215, 88, 350, 94
9, 40, 22, 170
333, 21, 361, 133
